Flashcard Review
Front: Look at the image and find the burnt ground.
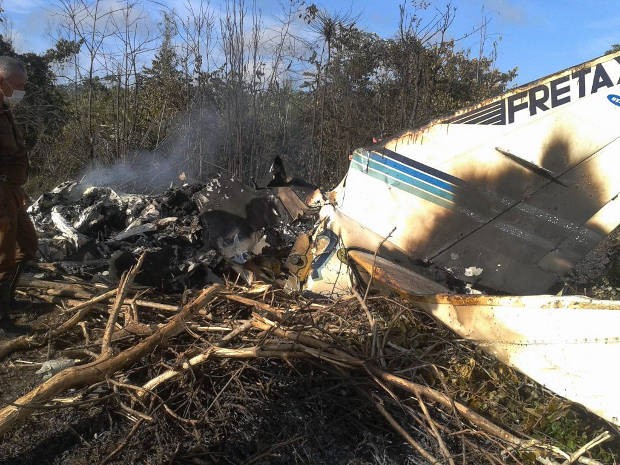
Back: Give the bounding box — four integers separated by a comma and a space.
0, 301, 445, 465
0, 227, 619, 465
0, 355, 412, 465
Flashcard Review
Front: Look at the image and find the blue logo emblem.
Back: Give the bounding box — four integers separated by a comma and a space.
608, 94, 620, 107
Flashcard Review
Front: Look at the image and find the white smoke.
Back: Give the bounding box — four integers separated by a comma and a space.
81, 106, 224, 194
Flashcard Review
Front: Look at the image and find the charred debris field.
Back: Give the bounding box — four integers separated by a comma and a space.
0, 179, 619, 465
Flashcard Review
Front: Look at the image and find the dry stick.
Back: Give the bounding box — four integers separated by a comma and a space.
59, 297, 180, 313
77, 322, 90, 346
205, 362, 247, 415
252, 316, 521, 454
143, 351, 274, 423
369, 360, 453, 465
0, 334, 39, 361
380, 307, 406, 367
431, 364, 467, 465
110, 322, 155, 340
56, 291, 117, 338
451, 431, 505, 465
368, 361, 454, 464
251, 315, 357, 364
21, 276, 105, 294
254, 318, 461, 462
353, 288, 381, 366
432, 420, 501, 465
232, 297, 360, 362
374, 369, 604, 465
220, 320, 254, 343
46, 288, 95, 299
132, 307, 606, 465
139, 347, 212, 395
112, 382, 154, 423
190, 325, 232, 333
2, 297, 165, 360
362, 225, 396, 301
372, 368, 522, 446
361, 366, 450, 464
129, 299, 180, 312
66, 289, 119, 312
562, 431, 612, 465
101, 253, 146, 357
242, 318, 606, 465
108, 379, 197, 426
0, 288, 119, 360
224, 293, 286, 317
25, 281, 176, 313
402, 403, 456, 455
415, 391, 455, 465
0, 284, 222, 437
139, 343, 304, 397
372, 394, 442, 465
192, 297, 598, 464
162, 402, 199, 426
100, 418, 145, 465
357, 226, 395, 366
509, 439, 570, 462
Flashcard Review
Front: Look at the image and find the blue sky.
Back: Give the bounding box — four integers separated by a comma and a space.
2, 0, 618, 87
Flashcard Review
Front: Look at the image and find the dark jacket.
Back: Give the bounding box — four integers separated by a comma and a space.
0, 104, 28, 185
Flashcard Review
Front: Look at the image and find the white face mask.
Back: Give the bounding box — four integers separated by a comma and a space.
5, 89, 25, 105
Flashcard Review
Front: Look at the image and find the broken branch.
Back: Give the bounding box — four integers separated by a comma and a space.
0, 285, 222, 436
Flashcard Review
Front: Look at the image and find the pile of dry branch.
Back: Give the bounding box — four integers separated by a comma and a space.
0, 256, 617, 465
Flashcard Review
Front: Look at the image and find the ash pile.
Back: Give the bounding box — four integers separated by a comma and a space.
28, 175, 319, 291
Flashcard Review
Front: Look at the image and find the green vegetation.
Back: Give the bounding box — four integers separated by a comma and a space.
1, 0, 517, 193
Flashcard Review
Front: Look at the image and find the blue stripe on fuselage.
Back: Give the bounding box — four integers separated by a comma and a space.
352, 151, 457, 194
367, 151, 457, 194
350, 158, 455, 209
352, 156, 455, 203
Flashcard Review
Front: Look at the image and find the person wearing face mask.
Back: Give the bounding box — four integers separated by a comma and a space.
0, 55, 37, 337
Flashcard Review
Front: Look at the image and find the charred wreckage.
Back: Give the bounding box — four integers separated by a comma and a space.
28, 167, 320, 293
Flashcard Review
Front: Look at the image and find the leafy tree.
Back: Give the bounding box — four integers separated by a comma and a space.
140, 12, 187, 150
0, 1, 521, 193
298, 3, 515, 186
607, 44, 620, 53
